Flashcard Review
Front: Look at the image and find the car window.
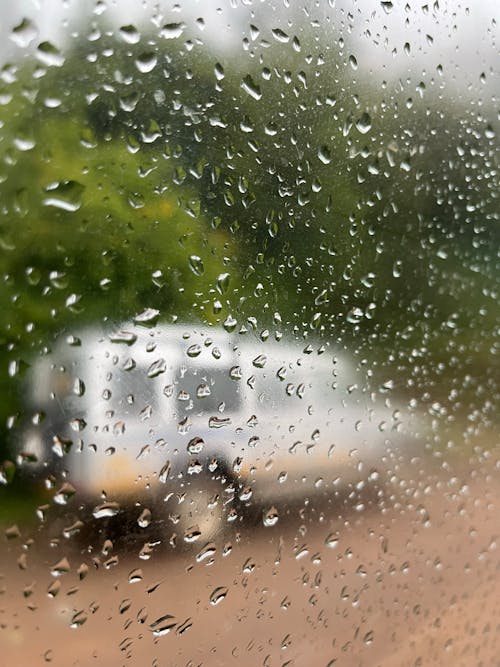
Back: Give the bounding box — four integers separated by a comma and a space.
0, 2, 498, 666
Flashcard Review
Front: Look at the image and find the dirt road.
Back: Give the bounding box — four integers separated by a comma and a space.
1, 456, 499, 667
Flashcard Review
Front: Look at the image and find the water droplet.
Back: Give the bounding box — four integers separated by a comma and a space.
295, 545, 309, 560
186, 343, 202, 357
189, 255, 204, 276
364, 630, 374, 645
119, 24, 140, 44
187, 460, 203, 475
36, 41, 65, 67
70, 610, 87, 629
216, 272, 231, 294
78, 563, 88, 580
380, 1, 393, 13
128, 568, 143, 584
272, 28, 290, 43
263, 506, 279, 527
119, 598, 132, 614
392, 259, 403, 278
10, 18, 38, 48
50, 557, 70, 577
134, 308, 160, 325
241, 74, 262, 101
325, 533, 339, 549
214, 62, 225, 81
13, 134, 36, 151
195, 544, 215, 567
229, 365, 242, 380
159, 460, 171, 483
73, 378, 85, 396
242, 558, 255, 574
160, 22, 185, 39
147, 358, 166, 378
120, 91, 139, 112
184, 525, 201, 543
63, 520, 84, 539
209, 416, 231, 428
53, 482, 76, 505
318, 145, 331, 165
252, 354, 267, 368
187, 437, 204, 454
138, 508, 152, 528
135, 52, 157, 74
93, 502, 120, 519
223, 315, 237, 333
346, 307, 363, 324
485, 125, 495, 140
5, 524, 20, 539
150, 614, 176, 636
349, 54, 358, 70
209, 586, 228, 606
128, 191, 145, 208
43, 180, 85, 212
355, 112, 372, 134
109, 330, 137, 345
47, 580, 60, 598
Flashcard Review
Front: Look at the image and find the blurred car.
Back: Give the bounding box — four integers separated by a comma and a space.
16, 322, 422, 545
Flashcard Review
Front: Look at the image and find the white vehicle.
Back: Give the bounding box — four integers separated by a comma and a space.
18, 322, 421, 544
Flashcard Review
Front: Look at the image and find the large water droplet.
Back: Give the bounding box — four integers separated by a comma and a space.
134, 308, 160, 325
93, 502, 120, 519
318, 145, 331, 165
186, 343, 202, 358
216, 272, 231, 294
355, 112, 372, 134
128, 568, 143, 584
189, 255, 204, 276
209, 586, 228, 606
43, 181, 85, 212
263, 506, 279, 527
252, 354, 267, 368
196, 542, 217, 563
187, 437, 204, 454
70, 610, 87, 629
50, 557, 70, 577
147, 358, 166, 378
184, 525, 202, 543
159, 460, 171, 483
325, 533, 339, 549
10, 18, 38, 48
150, 614, 176, 636
109, 330, 137, 345
135, 52, 157, 74
138, 508, 152, 528
272, 28, 290, 43
119, 24, 140, 44
36, 41, 65, 67
160, 22, 185, 39
241, 74, 262, 101
223, 315, 237, 333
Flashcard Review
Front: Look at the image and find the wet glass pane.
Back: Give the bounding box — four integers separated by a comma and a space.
1, 2, 498, 665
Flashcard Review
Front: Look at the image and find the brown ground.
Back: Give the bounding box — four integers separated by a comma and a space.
1, 452, 499, 667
